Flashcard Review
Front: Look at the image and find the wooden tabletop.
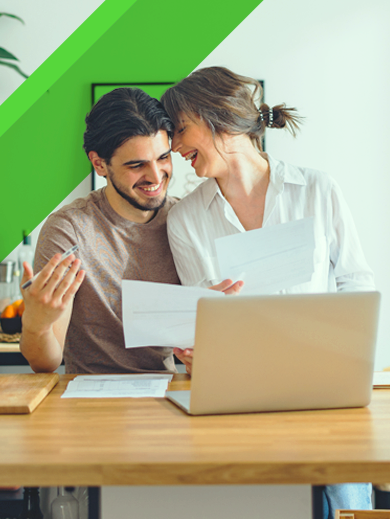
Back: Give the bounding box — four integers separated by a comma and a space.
1, 374, 390, 487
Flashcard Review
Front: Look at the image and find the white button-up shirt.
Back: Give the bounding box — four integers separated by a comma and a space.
167, 154, 375, 293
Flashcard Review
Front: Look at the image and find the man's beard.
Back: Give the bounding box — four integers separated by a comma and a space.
107, 167, 168, 212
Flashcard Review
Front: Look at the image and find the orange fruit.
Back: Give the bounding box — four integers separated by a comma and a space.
12, 299, 23, 311
1, 304, 17, 318
17, 301, 25, 316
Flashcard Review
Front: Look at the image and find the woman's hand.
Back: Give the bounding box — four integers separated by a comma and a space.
174, 347, 194, 375
209, 278, 244, 295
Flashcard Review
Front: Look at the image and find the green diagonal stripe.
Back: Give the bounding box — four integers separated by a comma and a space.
0, 0, 263, 261
0, 0, 137, 139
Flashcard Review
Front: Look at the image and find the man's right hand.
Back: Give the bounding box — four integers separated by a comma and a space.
21, 253, 84, 334
20, 253, 84, 372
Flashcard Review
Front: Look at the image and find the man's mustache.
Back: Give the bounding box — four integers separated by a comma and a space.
134, 172, 170, 188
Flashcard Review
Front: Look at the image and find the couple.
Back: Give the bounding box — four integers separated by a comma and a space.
20, 66, 374, 517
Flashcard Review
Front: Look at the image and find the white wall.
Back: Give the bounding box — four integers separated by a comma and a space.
192, 0, 390, 370
0, 0, 104, 104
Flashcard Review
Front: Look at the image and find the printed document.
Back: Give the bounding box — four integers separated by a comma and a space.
215, 217, 315, 294
61, 374, 173, 398
122, 281, 223, 349
373, 371, 390, 388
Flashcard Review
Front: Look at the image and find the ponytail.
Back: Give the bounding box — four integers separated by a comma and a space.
257, 103, 303, 138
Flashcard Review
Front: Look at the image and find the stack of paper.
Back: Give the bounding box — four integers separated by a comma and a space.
121, 218, 316, 350
61, 374, 173, 399
215, 217, 315, 294
373, 372, 390, 389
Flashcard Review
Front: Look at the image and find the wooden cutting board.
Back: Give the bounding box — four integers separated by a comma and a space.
0, 373, 59, 414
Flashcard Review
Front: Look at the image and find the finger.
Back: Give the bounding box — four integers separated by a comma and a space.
209, 279, 234, 292
50, 260, 83, 304
173, 348, 186, 363
21, 261, 34, 286
32, 253, 64, 291
223, 280, 244, 295
181, 356, 193, 366
41, 255, 78, 294
61, 269, 85, 306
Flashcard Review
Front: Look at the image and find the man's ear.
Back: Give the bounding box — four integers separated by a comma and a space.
89, 151, 108, 177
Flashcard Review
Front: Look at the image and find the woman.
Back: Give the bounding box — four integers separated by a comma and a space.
161, 66, 375, 518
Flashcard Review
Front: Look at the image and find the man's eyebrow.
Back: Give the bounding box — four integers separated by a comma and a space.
122, 149, 171, 166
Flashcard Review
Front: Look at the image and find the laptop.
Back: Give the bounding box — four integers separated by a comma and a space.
166, 291, 380, 415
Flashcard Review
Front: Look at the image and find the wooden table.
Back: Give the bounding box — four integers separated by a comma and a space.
1, 374, 390, 487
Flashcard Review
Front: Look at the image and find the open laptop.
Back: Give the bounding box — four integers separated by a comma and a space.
166, 291, 380, 415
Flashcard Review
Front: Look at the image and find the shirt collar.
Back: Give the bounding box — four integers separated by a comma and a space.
201, 178, 223, 210
265, 153, 306, 188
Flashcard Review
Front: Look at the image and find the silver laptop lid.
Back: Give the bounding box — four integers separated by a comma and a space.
188, 292, 380, 415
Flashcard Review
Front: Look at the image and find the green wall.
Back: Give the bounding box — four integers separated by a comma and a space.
0, 0, 263, 261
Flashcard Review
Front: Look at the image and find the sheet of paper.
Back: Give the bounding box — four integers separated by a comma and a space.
61, 374, 174, 398
215, 217, 315, 294
373, 371, 390, 388
122, 281, 223, 349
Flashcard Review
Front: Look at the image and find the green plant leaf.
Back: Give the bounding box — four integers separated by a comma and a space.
0, 12, 25, 24
0, 60, 28, 78
0, 47, 19, 61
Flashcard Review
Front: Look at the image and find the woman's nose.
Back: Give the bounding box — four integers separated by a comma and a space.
171, 133, 181, 153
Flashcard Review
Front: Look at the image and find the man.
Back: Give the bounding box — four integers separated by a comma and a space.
20, 87, 237, 374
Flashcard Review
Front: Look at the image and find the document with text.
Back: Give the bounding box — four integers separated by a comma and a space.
61, 374, 174, 398
215, 217, 315, 295
122, 281, 223, 349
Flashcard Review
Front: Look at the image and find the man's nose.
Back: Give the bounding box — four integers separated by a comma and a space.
145, 162, 164, 184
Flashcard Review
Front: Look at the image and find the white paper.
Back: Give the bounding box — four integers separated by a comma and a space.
122, 281, 223, 349
61, 374, 173, 398
215, 218, 315, 294
373, 371, 390, 388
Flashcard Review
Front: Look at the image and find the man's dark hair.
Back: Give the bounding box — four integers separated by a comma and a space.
83, 88, 174, 164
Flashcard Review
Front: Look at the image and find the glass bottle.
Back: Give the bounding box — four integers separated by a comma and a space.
18, 230, 35, 275
51, 487, 79, 519
18, 487, 44, 519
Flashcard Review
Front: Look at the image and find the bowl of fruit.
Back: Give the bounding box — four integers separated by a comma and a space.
0, 299, 24, 334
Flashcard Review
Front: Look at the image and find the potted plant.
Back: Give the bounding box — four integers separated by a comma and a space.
0, 12, 28, 78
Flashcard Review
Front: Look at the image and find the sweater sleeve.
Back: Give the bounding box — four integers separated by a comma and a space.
34, 212, 78, 275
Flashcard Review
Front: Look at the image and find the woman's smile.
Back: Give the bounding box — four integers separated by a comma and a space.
171, 114, 223, 178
